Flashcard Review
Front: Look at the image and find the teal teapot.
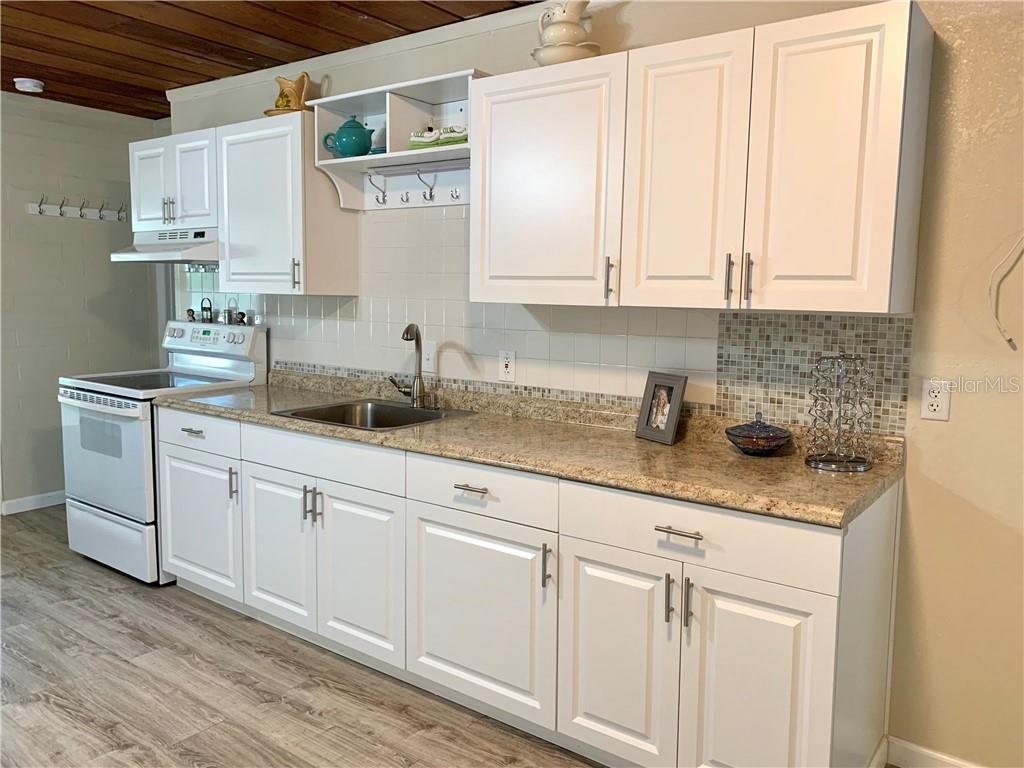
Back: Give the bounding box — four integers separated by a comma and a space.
323, 116, 374, 158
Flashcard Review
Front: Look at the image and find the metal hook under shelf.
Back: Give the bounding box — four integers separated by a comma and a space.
366, 174, 387, 206
37, 194, 47, 215
79, 199, 89, 219
57, 196, 68, 217
450, 188, 462, 201
400, 191, 410, 204
97, 200, 107, 219
116, 201, 126, 222
415, 169, 436, 203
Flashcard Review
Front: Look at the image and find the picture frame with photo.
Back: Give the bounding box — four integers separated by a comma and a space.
635, 371, 688, 445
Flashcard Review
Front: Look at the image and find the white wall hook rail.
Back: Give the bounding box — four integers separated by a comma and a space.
25, 198, 127, 222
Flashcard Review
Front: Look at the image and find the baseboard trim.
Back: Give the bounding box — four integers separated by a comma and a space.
2, 491, 65, 516
887, 737, 980, 768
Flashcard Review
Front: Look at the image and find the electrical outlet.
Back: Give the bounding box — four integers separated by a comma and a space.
422, 341, 438, 374
498, 350, 516, 382
920, 378, 951, 421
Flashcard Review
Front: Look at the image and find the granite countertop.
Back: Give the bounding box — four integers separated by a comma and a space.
154, 384, 905, 529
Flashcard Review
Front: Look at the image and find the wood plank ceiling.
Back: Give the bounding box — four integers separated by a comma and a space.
0, 1, 533, 119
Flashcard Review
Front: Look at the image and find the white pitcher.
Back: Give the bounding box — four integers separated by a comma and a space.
538, 0, 590, 46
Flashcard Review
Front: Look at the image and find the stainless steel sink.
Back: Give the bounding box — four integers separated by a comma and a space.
273, 399, 468, 431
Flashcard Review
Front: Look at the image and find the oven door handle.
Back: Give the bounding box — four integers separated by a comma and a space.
58, 393, 150, 420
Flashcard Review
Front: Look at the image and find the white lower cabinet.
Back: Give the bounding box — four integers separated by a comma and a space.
158, 443, 242, 600
241, 462, 318, 631
678, 564, 838, 768
316, 479, 405, 667
406, 500, 557, 728
557, 535, 682, 768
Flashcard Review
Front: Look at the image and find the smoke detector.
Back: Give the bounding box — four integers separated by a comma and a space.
13, 78, 44, 93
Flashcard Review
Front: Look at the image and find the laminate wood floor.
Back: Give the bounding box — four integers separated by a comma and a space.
1, 506, 594, 768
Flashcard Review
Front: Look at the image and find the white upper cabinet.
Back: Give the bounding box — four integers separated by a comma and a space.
470, 53, 627, 306
742, 1, 932, 312
678, 564, 838, 768
557, 535, 682, 768
129, 128, 216, 231
171, 131, 217, 228
469, 1, 930, 313
218, 113, 305, 294
620, 30, 753, 309
218, 111, 359, 296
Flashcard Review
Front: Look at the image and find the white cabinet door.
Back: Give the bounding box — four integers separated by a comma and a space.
743, 1, 913, 311
218, 112, 304, 294
170, 128, 217, 229
129, 136, 169, 232
158, 442, 242, 600
470, 53, 627, 306
557, 535, 682, 768
241, 461, 317, 630
406, 501, 557, 728
316, 479, 405, 667
678, 564, 838, 768
620, 30, 753, 309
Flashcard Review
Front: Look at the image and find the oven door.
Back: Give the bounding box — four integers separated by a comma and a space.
58, 389, 154, 523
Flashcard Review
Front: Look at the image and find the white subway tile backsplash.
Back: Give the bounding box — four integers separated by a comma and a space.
600, 335, 627, 365
176, 205, 722, 408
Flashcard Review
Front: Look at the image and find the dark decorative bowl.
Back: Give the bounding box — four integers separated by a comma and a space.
725, 412, 793, 456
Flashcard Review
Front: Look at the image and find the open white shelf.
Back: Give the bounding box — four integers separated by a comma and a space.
317, 144, 470, 174
311, 69, 486, 211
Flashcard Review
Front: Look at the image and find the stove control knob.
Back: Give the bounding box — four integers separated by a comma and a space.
177, 328, 186, 338
234, 333, 246, 344
226, 332, 236, 343
166, 327, 175, 337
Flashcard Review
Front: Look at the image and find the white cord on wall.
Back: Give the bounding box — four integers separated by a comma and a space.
988, 232, 1023, 351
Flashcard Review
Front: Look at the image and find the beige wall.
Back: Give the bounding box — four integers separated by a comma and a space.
1, 93, 162, 502
892, 3, 1023, 765
165, 1, 1024, 763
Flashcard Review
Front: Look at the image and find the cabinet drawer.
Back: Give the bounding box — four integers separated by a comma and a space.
157, 408, 240, 457
559, 482, 842, 594
241, 423, 404, 497
406, 454, 558, 531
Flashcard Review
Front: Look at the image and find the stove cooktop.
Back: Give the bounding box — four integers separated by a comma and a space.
75, 371, 228, 391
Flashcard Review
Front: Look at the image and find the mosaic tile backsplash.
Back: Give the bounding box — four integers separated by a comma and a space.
175, 208, 914, 436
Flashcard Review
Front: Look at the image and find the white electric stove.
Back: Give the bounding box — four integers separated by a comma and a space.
57, 321, 267, 583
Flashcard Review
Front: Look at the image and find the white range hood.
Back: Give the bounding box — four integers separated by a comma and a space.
111, 229, 219, 263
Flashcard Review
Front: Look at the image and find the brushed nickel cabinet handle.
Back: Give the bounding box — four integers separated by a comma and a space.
654, 524, 703, 542
454, 483, 488, 495
227, 467, 237, 499
169, 198, 176, 222
180, 427, 204, 438
291, 259, 301, 290
301, 484, 312, 520
683, 576, 694, 628
724, 253, 734, 301
743, 252, 753, 302
316, 491, 324, 526
161, 197, 169, 225
664, 573, 675, 624
541, 543, 552, 588
604, 258, 615, 298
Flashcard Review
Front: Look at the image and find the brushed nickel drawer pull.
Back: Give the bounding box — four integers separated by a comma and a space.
180, 427, 204, 438
310, 487, 319, 525
654, 524, 703, 542
454, 483, 488, 496
291, 259, 301, 289
316, 491, 324, 526
227, 467, 237, 499
541, 543, 552, 588
683, 576, 693, 628
664, 573, 675, 624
